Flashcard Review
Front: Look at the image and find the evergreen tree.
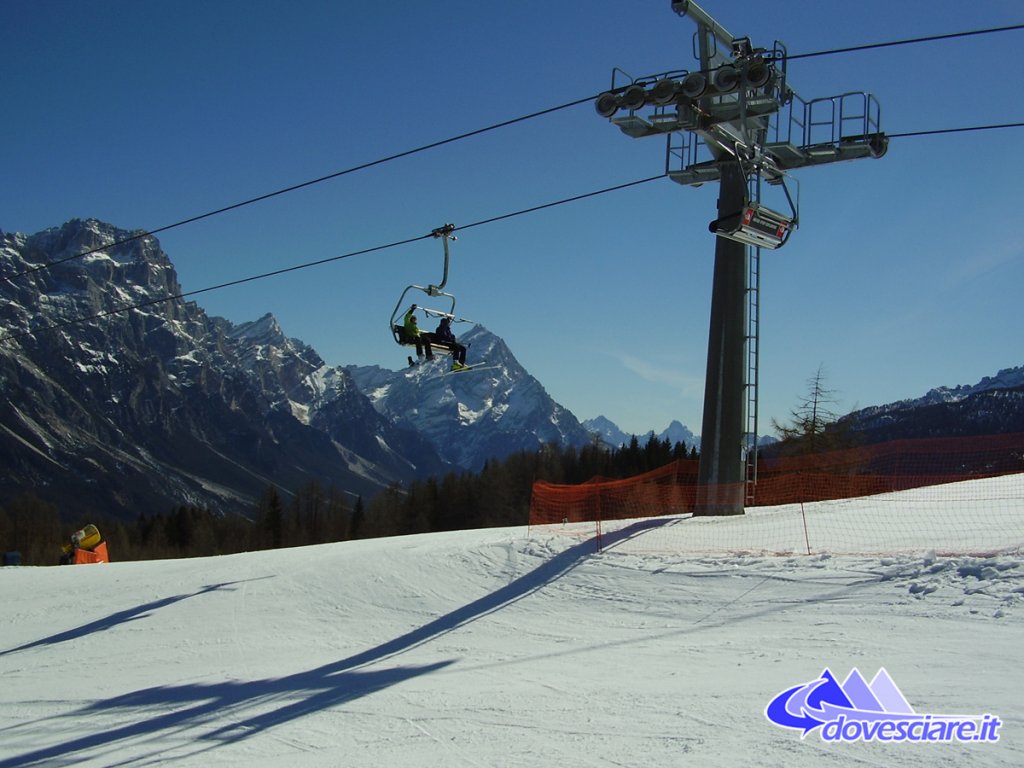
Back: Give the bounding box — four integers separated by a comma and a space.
350, 496, 365, 539
259, 486, 285, 548
771, 364, 854, 455
0, 494, 62, 566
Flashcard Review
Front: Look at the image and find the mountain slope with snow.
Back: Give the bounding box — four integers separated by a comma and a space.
582, 414, 632, 447
843, 365, 1024, 440
346, 325, 593, 470
0, 220, 445, 518
0, 220, 603, 518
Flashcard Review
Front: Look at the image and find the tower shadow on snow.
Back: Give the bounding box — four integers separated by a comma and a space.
0, 521, 666, 767
0, 579, 270, 658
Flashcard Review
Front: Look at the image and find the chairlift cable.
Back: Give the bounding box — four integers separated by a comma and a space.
8, 21, 1021, 284
887, 122, 1024, 139
785, 23, 1024, 62
455, 174, 667, 232
0, 232, 434, 345
0, 175, 667, 344
3, 100, 1022, 346
3, 95, 597, 283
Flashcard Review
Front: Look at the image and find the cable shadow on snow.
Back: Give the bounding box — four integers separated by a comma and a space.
460, 559, 893, 678
0, 579, 271, 658
0, 524, 660, 768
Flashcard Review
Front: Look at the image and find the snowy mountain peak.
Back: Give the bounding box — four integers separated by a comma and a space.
226, 312, 324, 371
229, 312, 286, 344
658, 420, 698, 449
346, 325, 593, 471
922, 366, 1024, 404
856, 365, 1024, 415
29, 218, 171, 274
582, 416, 632, 448
582, 416, 700, 451
2, 219, 181, 328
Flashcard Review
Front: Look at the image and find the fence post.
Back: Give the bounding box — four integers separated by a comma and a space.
800, 502, 812, 555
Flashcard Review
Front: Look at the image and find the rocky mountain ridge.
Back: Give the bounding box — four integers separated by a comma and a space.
839, 366, 1024, 440
0, 219, 593, 519
0, 220, 442, 519
582, 415, 700, 451
346, 325, 593, 472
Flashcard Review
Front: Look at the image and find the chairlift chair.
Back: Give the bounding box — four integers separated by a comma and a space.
388, 224, 465, 357
711, 202, 794, 249
709, 163, 799, 250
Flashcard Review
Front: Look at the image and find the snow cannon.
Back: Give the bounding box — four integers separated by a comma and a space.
60, 524, 110, 565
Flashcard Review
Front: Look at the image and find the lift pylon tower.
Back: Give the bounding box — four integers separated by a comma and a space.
596, 1, 887, 514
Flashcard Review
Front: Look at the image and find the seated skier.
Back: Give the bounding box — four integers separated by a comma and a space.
432, 317, 467, 371
403, 305, 434, 362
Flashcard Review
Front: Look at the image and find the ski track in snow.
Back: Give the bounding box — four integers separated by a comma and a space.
1, 488, 1022, 768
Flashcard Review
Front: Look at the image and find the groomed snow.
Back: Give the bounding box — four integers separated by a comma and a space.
1, 478, 1021, 767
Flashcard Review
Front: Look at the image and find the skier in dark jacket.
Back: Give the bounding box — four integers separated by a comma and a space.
434, 317, 467, 370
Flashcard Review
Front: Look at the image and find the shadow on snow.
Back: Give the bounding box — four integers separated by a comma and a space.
0, 579, 270, 658
0, 522, 663, 767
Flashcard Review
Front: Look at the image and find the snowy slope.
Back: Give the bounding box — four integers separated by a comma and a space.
2, 480, 1022, 767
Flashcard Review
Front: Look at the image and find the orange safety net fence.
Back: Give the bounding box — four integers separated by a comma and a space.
529, 433, 1024, 556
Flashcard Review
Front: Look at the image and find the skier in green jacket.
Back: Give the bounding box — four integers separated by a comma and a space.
403, 305, 434, 362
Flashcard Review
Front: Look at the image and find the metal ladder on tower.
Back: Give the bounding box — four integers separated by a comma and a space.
744, 245, 761, 506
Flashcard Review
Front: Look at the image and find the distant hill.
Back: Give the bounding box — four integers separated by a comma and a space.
762, 366, 1024, 456
582, 416, 700, 451
840, 367, 1024, 442
587, 368, 1024, 458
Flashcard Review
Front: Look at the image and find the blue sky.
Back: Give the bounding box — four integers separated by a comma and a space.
3, 1, 1022, 437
